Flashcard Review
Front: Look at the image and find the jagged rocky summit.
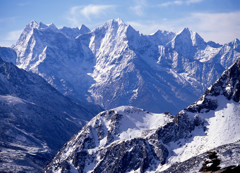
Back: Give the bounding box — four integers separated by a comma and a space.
5, 19, 239, 114
44, 58, 240, 172
0, 57, 101, 172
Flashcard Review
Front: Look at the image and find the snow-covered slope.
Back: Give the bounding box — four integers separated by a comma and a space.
45, 58, 240, 173
156, 58, 240, 171
0, 57, 101, 172
44, 106, 173, 173
12, 19, 240, 114
161, 140, 240, 173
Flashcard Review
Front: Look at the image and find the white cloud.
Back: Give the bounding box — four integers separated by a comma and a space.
130, 5, 144, 16
158, 0, 203, 7
187, 11, 240, 43
67, 4, 115, 26
0, 30, 22, 47
5, 30, 22, 41
186, 0, 203, 4
130, 0, 146, 16
80, 5, 114, 19
158, 1, 183, 7
0, 41, 13, 47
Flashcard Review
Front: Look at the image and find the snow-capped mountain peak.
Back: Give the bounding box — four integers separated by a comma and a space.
175, 27, 192, 39
172, 27, 206, 48
168, 27, 208, 60
11, 19, 240, 114
229, 38, 240, 51
87, 106, 173, 144
96, 18, 128, 33
178, 27, 191, 34
171, 27, 194, 54
107, 18, 126, 26
26, 20, 39, 29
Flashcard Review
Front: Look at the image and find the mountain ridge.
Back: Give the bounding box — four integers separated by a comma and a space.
10, 19, 239, 114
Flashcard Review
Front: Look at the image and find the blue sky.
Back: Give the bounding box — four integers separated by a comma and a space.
0, 0, 240, 46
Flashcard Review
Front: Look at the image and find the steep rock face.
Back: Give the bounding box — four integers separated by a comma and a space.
13, 21, 93, 101
159, 28, 224, 92
83, 20, 190, 112
12, 19, 240, 114
0, 57, 101, 172
171, 28, 206, 58
45, 59, 240, 173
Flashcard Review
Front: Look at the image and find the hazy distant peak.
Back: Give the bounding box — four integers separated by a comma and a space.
79, 24, 90, 33
207, 41, 222, 48
177, 27, 191, 35
47, 23, 58, 30
38, 22, 48, 29
153, 29, 175, 36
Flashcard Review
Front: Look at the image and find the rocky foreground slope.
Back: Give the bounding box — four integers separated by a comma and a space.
0, 57, 101, 172
161, 140, 240, 173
